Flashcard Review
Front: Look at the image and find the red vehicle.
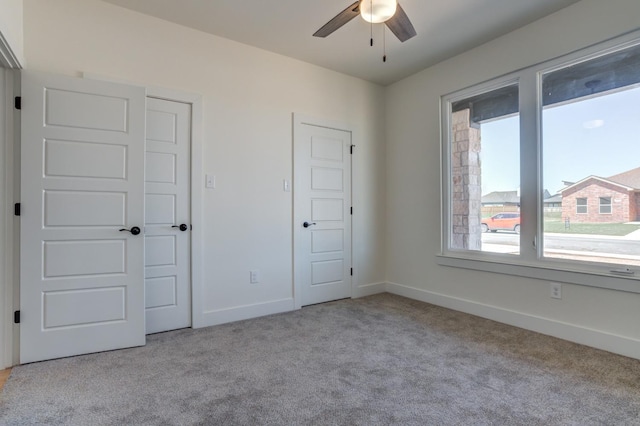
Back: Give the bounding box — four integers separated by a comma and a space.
482, 212, 520, 234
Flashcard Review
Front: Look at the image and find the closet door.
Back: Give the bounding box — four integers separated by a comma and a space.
20, 71, 146, 363
144, 97, 191, 334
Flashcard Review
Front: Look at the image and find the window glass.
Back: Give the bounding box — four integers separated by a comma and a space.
576, 198, 587, 214
599, 197, 612, 214
442, 35, 640, 289
449, 84, 520, 254
541, 44, 640, 266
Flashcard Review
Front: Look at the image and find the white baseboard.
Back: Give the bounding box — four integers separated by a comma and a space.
193, 282, 387, 329
353, 282, 386, 298
386, 282, 640, 360
195, 298, 296, 329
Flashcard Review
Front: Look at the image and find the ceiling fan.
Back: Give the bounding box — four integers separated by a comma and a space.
313, 0, 417, 43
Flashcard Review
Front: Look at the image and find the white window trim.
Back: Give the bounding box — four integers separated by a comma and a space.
576, 198, 588, 214
439, 30, 640, 294
599, 197, 612, 214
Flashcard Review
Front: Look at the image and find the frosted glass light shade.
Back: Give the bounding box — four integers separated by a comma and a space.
360, 0, 397, 23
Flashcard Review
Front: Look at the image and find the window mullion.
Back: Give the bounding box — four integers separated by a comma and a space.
518, 69, 540, 262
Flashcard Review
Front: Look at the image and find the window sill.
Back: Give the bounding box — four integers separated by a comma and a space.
436, 253, 640, 294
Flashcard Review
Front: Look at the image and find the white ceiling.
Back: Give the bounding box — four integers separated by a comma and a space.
101, 0, 581, 86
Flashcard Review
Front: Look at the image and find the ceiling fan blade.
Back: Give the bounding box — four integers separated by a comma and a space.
313, 1, 361, 38
385, 3, 416, 42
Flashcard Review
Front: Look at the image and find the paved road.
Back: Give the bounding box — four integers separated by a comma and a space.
482, 232, 640, 256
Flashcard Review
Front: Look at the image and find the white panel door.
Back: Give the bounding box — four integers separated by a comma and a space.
20, 71, 146, 364
144, 98, 191, 334
294, 122, 352, 306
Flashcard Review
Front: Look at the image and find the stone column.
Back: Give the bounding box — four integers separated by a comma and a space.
451, 109, 482, 250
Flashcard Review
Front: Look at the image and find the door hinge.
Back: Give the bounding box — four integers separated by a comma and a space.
14, 310, 20, 324
14, 96, 21, 110
350, 268, 353, 276
14, 203, 20, 216
350, 207, 353, 215
350, 145, 355, 154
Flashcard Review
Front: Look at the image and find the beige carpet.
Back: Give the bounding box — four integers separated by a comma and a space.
1, 293, 639, 425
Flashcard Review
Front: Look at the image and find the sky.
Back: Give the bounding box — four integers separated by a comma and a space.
480, 86, 640, 196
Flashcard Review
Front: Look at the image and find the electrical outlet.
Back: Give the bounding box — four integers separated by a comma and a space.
550, 282, 562, 299
250, 270, 260, 284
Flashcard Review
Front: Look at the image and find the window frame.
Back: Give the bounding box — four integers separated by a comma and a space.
599, 197, 612, 214
441, 76, 521, 257
576, 198, 588, 214
438, 31, 640, 294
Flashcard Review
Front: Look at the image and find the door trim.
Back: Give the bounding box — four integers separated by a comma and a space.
0, 67, 8, 369
0, 31, 22, 69
0, 27, 23, 368
292, 113, 355, 310
80, 74, 205, 329
2, 70, 19, 368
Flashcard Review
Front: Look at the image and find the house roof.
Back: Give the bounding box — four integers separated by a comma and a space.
561, 175, 635, 194
544, 193, 562, 204
561, 167, 640, 194
607, 166, 640, 189
481, 190, 519, 204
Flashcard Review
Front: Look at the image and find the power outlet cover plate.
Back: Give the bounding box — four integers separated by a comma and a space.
550, 282, 562, 299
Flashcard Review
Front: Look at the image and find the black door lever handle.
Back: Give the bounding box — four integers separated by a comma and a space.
119, 226, 141, 235
172, 224, 188, 231
303, 222, 317, 228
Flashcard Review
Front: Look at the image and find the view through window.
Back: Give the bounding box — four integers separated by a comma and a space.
445, 39, 640, 274
449, 84, 520, 254
542, 46, 640, 266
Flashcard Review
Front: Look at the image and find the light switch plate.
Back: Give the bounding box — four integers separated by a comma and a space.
206, 174, 215, 189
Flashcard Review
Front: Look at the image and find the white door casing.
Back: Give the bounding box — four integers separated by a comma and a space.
294, 117, 352, 307
145, 97, 191, 334
20, 71, 146, 363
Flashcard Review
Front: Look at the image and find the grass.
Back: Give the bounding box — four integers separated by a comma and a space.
543, 218, 640, 236
481, 211, 640, 236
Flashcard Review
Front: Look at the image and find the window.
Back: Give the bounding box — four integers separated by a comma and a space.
576, 198, 587, 214
441, 33, 640, 291
449, 84, 520, 254
541, 42, 640, 266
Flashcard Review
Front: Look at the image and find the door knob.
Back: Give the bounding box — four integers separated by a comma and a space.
303, 221, 317, 228
172, 224, 188, 232
119, 226, 141, 235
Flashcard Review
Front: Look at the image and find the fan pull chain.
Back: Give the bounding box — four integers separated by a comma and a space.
370, 21, 373, 46
370, 0, 373, 46
383, 24, 387, 62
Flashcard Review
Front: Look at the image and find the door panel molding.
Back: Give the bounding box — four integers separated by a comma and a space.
144, 97, 191, 334
81, 72, 205, 330
20, 71, 146, 363
293, 113, 354, 309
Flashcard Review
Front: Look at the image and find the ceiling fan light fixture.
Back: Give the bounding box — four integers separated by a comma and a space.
360, 0, 397, 24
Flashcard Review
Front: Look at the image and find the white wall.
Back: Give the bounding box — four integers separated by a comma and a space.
0, 0, 24, 66
21, 0, 386, 327
19, 0, 638, 362
386, 0, 640, 359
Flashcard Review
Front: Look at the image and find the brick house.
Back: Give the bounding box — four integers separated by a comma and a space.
481, 190, 520, 207
561, 167, 640, 223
